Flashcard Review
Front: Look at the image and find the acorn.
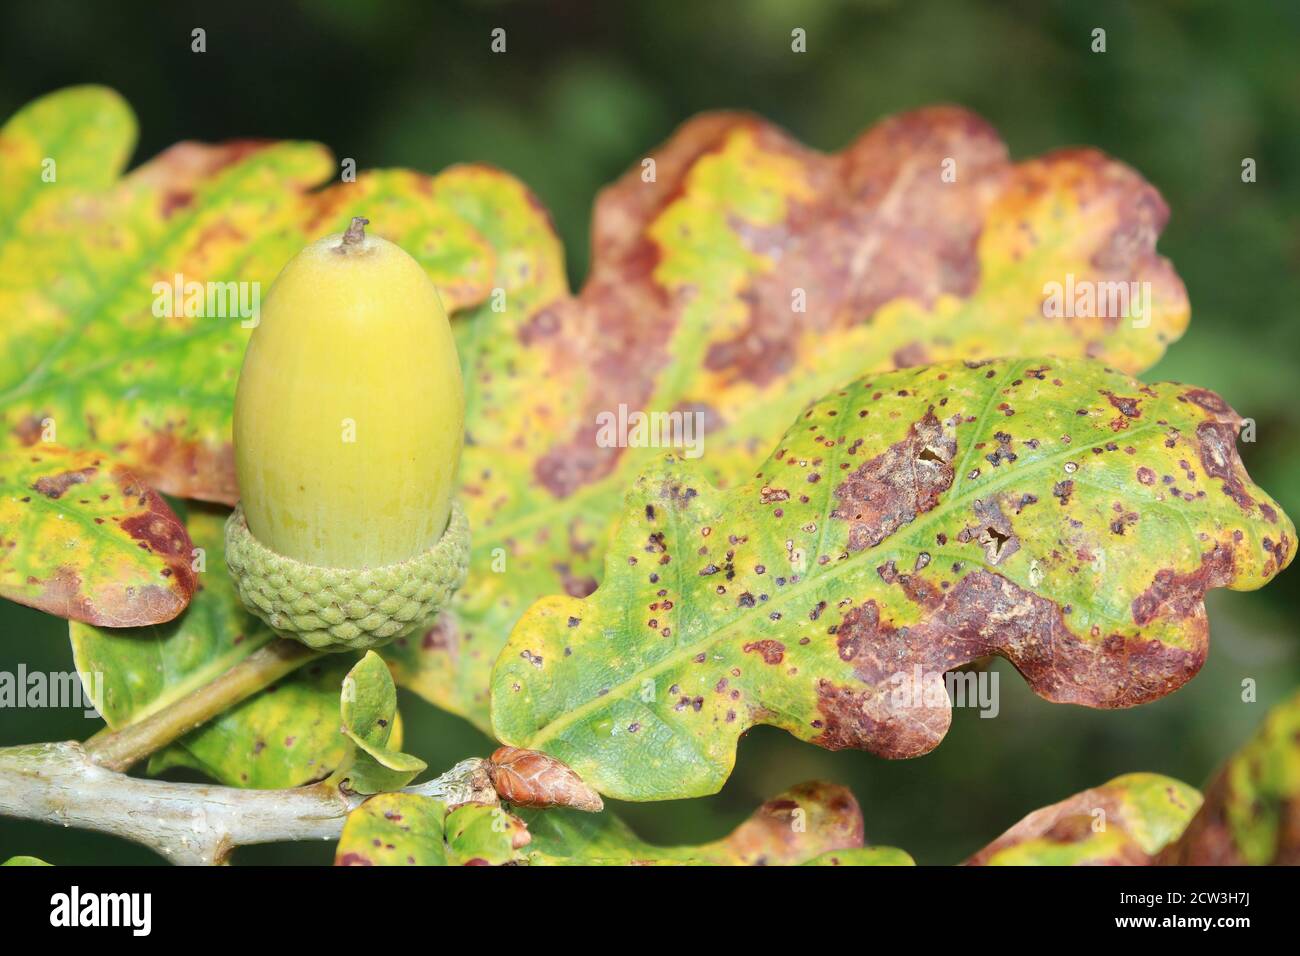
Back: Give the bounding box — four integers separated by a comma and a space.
224, 217, 470, 651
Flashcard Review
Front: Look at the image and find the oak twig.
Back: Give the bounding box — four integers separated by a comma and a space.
0, 740, 496, 865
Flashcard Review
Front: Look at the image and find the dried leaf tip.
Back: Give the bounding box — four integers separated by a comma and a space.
340, 216, 369, 248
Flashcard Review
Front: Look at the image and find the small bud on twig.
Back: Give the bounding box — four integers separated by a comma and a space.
487, 746, 604, 812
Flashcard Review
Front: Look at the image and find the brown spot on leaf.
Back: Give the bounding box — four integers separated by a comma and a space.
831, 409, 955, 552
1131, 544, 1235, 627
1102, 389, 1142, 418
1194, 421, 1254, 512
32, 467, 97, 499
11, 414, 47, 446
1052, 479, 1074, 505
1181, 387, 1234, 418
743, 639, 786, 665
958, 498, 1019, 565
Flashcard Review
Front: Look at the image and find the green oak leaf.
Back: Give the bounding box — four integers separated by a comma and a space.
336, 651, 426, 795
0, 445, 194, 625
966, 773, 1202, 865
492, 357, 1295, 800
1159, 688, 1300, 865
383, 109, 1193, 733
70, 506, 355, 788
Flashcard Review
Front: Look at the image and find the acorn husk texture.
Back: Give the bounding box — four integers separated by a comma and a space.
224, 501, 470, 652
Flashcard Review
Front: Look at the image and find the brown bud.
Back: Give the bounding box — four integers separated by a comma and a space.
487, 746, 604, 812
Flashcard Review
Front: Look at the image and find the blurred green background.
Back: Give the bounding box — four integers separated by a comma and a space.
1, 0, 1296, 865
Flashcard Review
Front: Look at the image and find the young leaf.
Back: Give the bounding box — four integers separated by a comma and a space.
70, 507, 353, 788
388, 108, 1191, 731
0, 87, 498, 504
492, 357, 1294, 800
1, 855, 52, 866
337, 651, 426, 794
1158, 689, 1300, 865
0, 445, 194, 625
966, 773, 1202, 865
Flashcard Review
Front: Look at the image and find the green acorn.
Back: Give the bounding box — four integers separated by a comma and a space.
224, 217, 470, 651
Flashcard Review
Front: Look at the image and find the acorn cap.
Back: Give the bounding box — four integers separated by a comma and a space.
224, 500, 470, 652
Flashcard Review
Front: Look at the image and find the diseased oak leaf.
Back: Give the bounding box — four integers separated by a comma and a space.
0, 445, 194, 625
387, 106, 1191, 731
335, 780, 909, 866
492, 357, 1294, 800
71, 507, 356, 788
0, 86, 499, 504
336, 793, 453, 867
486, 745, 603, 812
966, 773, 1202, 866
521, 780, 910, 866
1158, 688, 1300, 865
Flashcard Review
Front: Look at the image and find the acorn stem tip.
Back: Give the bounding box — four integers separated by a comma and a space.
340, 216, 369, 248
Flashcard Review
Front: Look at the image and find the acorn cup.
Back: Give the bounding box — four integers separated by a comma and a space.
224, 217, 470, 651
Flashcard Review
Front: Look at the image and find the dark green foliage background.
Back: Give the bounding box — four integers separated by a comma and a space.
0, 0, 1296, 864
